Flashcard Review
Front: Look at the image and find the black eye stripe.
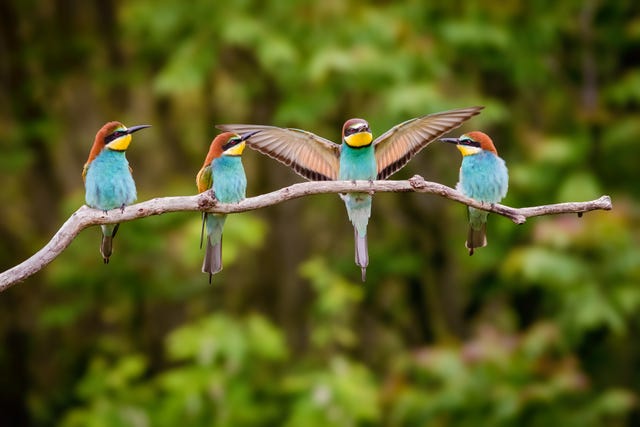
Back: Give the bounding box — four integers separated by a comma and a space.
104, 130, 126, 144
344, 125, 369, 137
460, 138, 481, 148
222, 137, 242, 151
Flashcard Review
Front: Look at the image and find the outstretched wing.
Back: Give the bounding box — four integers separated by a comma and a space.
374, 106, 484, 179
216, 124, 341, 181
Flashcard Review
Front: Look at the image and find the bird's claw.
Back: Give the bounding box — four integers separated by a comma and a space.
479, 201, 494, 210
367, 179, 375, 195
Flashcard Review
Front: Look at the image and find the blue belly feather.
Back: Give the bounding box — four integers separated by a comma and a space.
84, 149, 136, 210
338, 145, 376, 235
338, 144, 377, 182
457, 151, 508, 203
457, 151, 508, 230
206, 156, 247, 245
212, 156, 247, 204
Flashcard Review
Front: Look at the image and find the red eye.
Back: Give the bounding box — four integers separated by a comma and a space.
223, 137, 241, 151
105, 130, 125, 144
460, 138, 480, 147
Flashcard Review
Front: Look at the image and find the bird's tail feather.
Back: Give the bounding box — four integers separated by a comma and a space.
466, 223, 487, 256
354, 228, 368, 282
202, 236, 223, 282
199, 212, 206, 249
100, 224, 119, 264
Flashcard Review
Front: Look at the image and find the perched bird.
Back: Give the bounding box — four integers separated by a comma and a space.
196, 131, 257, 282
83, 121, 150, 263
440, 131, 508, 255
218, 106, 482, 281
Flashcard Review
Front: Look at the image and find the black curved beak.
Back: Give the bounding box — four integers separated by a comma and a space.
126, 124, 152, 135
439, 137, 460, 145
240, 130, 260, 141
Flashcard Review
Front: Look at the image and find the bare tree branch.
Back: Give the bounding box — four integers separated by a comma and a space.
0, 175, 612, 291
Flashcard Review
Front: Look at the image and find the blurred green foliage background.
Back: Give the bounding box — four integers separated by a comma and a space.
1, 0, 640, 426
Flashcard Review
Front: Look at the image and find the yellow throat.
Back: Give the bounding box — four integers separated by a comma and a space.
345, 131, 373, 148
225, 141, 246, 156
107, 134, 132, 151
457, 145, 482, 157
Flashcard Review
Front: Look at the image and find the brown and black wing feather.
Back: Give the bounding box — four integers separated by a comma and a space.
374, 106, 484, 179
216, 124, 341, 181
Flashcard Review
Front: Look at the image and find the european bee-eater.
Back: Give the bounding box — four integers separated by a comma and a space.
218, 106, 483, 281
83, 121, 150, 263
196, 131, 257, 282
440, 131, 508, 255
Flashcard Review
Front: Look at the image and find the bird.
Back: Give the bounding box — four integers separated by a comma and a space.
83, 121, 151, 263
196, 131, 258, 282
217, 106, 483, 281
440, 131, 508, 255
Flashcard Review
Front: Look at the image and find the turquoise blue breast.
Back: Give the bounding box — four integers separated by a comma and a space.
458, 151, 508, 203
85, 149, 137, 210
212, 156, 247, 203
338, 144, 377, 181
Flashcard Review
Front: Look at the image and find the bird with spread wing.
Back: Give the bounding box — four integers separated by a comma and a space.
218, 106, 483, 281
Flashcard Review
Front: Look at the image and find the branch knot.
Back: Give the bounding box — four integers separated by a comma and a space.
409, 175, 426, 189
